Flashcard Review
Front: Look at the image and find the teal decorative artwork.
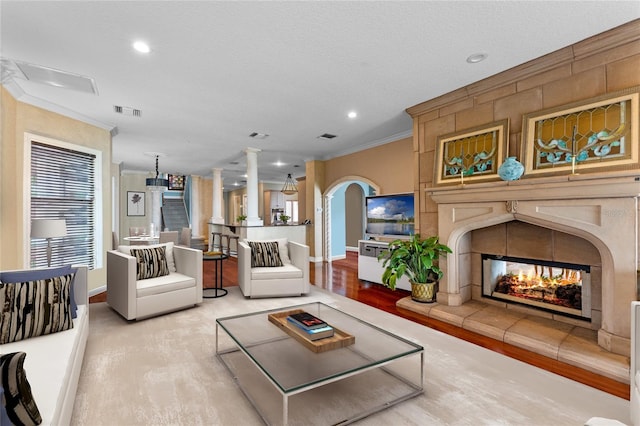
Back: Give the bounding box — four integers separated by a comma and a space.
523, 87, 639, 176
434, 120, 508, 186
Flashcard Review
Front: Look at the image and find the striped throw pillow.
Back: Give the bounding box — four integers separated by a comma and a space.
0, 352, 42, 426
247, 241, 283, 267
130, 246, 170, 280
0, 274, 75, 344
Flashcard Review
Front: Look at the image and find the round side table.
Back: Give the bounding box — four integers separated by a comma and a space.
203, 252, 229, 298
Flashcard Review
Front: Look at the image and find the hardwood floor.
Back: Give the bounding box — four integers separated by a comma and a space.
91, 251, 629, 400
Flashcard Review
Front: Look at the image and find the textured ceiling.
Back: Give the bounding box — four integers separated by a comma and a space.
2, 1, 639, 189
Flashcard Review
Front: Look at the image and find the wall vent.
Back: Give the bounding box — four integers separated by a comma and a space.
318, 133, 337, 140
114, 105, 142, 117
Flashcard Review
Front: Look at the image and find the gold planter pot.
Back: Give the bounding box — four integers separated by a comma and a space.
411, 280, 437, 303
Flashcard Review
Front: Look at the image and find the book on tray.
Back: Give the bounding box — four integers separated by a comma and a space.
287, 312, 328, 330
287, 323, 334, 341
286, 311, 334, 340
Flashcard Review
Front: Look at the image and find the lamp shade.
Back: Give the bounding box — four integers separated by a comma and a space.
281, 173, 298, 195
145, 177, 169, 188
31, 219, 67, 238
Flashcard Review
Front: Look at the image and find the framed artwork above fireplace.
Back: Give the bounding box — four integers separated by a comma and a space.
434, 119, 508, 186
522, 86, 639, 176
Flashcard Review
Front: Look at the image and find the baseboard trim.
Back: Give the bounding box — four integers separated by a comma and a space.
89, 285, 106, 297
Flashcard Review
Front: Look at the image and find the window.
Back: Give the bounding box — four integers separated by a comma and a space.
285, 200, 298, 223
30, 141, 97, 269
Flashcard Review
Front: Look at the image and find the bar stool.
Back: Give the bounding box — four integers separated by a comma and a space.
227, 234, 240, 256
211, 231, 223, 251
220, 235, 230, 255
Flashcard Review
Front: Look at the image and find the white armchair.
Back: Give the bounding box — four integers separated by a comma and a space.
107, 243, 203, 320
238, 239, 310, 298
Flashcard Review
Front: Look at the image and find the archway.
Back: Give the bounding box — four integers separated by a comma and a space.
323, 176, 380, 262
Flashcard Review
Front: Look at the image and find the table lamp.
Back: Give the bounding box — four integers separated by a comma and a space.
31, 219, 67, 267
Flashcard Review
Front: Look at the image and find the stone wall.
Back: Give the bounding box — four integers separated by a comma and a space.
406, 19, 640, 238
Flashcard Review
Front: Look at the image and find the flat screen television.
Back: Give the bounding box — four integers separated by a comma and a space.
365, 193, 415, 237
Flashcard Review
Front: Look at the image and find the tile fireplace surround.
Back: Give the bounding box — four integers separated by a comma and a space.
427, 171, 640, 363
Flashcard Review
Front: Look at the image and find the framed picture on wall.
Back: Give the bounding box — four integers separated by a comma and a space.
168, 174, 185, 190
521, 86, 639, 176
127, 191, 145, 216
434, 119, 508, 186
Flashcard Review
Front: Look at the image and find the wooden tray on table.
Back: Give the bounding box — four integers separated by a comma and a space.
268, 309, 355, 353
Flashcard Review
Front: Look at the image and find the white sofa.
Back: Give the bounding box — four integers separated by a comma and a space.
238, 239, 310, 298
0, 265, 89, 426
107, 243, 203, 320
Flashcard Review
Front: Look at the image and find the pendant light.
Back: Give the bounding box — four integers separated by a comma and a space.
281, 173, 298, 195
145, 155, 169, 189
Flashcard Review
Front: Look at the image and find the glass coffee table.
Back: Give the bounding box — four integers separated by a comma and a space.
216, 302, 423, 425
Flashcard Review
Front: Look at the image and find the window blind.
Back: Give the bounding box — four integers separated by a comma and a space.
30, 141, 96, 269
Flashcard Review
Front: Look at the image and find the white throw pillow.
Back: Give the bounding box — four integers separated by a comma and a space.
118, 242, 177, 272
243, 238, 290, 264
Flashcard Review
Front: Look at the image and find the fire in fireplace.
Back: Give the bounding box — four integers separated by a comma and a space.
482, 254, 591, 320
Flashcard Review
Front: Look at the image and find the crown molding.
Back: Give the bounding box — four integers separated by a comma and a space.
320, 128, 413, 161
2, 79, 117, 135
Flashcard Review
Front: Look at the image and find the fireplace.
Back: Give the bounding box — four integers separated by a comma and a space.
427, 173, 640, 357
482, 254, 591, 321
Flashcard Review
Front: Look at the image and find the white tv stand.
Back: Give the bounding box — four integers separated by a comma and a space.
357, 240, 411, 291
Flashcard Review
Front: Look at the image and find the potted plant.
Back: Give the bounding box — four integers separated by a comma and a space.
236, 214, 247, 225
379, 234, 452, 303
280, 214, 290, 224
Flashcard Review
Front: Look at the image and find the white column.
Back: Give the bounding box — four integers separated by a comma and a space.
244, 147, 263, 226
190, 176, 200, 236
211, 168, 224, 224
147, 187, 164, 237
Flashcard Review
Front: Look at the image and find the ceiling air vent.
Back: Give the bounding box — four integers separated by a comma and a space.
318, 133, 337, 140
114, 105, 142, 117
14, 60, 98, 94
249, 132, 269, 139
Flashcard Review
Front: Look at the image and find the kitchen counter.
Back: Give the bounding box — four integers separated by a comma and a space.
207, 223, 308, 249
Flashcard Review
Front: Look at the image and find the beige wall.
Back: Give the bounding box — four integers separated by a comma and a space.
191, 175, 212, 238
302, 137, 413, 258
323, 137, 413, 195
0, 87, 112, 291
407, 20, 640, 238
345, 183, 364, 248
119, 172, 151, 239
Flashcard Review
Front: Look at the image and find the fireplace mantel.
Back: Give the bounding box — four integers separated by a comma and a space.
427, 170, 640, 357
428, 171, 640, 204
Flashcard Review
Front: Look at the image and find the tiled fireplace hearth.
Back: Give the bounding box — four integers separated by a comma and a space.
428, 172, 640, 359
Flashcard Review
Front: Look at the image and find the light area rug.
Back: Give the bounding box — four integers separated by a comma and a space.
71, 287, 629, 425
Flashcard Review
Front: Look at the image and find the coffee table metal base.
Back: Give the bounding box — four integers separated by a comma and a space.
216, 326, 423, 425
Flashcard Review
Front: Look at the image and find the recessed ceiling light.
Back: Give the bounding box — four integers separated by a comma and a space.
466, 53, 488, 64
347, 111, 357, 119
274, 161, 285, 167
133, 41, 151, 53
